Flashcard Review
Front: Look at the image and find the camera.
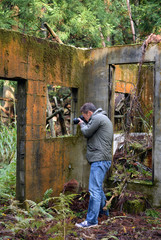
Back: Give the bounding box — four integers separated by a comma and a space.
73, 115, 87, 124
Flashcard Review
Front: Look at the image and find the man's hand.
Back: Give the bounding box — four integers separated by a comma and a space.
78, 118, 84, 125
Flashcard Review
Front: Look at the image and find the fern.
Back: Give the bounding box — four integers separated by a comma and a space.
0, 123, 17, 165
43, 188, 53, 201
0, 158, 16, 198
25, 199, 54, 219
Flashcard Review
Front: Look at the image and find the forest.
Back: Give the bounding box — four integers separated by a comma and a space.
1, 0, 161, 239
0, 0, 161, 48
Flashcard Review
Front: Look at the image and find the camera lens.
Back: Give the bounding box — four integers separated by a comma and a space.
73, 118, 80, 124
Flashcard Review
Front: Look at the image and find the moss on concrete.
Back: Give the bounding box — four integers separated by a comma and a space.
123, 198, 146, 214
0, 28, 85, 83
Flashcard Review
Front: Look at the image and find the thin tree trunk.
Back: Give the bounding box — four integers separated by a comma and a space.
58, 98, 67, 135
46, 89, 56, 137
2, 81, 15, 124
99, 27, 106, 47
126, 0, 136, 43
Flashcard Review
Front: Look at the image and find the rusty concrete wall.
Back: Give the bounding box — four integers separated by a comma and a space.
106, 44, 161, 206
84, 44, 161, 206
115, 64, 138, 93
0, 29, 91, 202
1, 29, 161, 206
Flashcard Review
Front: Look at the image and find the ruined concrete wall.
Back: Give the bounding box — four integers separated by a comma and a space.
103, 43, 161, 206
84, 43, 161, 206
82, 49, 110, 113
1, 29, 161, 207
0, 29, 90, 201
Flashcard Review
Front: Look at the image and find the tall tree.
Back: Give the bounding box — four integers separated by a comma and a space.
126, 0, 136, 43
0, 0, 160, 48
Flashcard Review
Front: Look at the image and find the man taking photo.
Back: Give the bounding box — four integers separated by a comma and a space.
75, 102, 113, 228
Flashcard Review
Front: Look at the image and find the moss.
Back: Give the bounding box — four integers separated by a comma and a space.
123, 198, 146, 214
45, 135, 80, 146
0, 28, 85, 86
0, 28, 16, 46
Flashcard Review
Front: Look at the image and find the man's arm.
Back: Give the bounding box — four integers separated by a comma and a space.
79, 116, 100, 138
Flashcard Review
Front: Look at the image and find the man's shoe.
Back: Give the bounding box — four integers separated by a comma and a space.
75, 220, 98, 228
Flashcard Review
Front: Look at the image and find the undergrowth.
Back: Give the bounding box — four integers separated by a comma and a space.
0, 188, 77, 239
0, 122, 78, 239
0, 122, 17, 165
0, 123, 16, 199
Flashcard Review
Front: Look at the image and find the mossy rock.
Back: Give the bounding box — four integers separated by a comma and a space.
123, 198, 146, 214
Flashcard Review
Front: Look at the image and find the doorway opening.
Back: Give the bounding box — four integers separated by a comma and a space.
0, 78, 26, 201
112, 63, 154, 182
0, 79, 17, 198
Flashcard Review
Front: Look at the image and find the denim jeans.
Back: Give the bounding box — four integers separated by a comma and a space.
86, 160, 111, 224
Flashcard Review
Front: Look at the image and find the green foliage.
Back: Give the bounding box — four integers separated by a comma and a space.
0, 123, 17, 165
131, 0, 161, 38
48, 85, 71, 103
43, 188, 53, 200
0, 190, 77, 239
0, 158, 16, 198
46, 193, 77, 238
0, 123, 17, 199
0, 0, 160, 47
145, 208, 160, 218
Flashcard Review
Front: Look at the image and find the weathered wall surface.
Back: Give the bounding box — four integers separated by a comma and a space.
1, 29, 161, 206
82, 49, 110, 112
84, 44, 161, 206
0, 29, 90, 202
104, 43, 161, 206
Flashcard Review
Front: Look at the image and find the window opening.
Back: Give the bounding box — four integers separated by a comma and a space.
113, 63, 153, 182
46, 85, 78, 138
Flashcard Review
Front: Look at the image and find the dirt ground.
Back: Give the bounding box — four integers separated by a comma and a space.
1, 192, 161, 240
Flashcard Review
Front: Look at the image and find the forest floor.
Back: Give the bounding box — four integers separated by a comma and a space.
1, 192, 161, 240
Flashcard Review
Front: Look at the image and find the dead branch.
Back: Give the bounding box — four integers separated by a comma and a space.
0, 105, 9, 115
139, 33, 161, 83
101, 215, 134, 225
46, 108, 64, 122
44, 22, 63, 44
0, 97, 17, 102
103, 176, 128, 211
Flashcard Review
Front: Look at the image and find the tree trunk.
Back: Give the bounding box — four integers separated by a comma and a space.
1, 81, 15, 124
58, 98, 67, 135
46, 89, 56, 137
126, 0, 136, 43
99, 27, 106, 47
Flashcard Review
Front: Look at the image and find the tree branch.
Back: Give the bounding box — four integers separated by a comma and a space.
44, 22, 63, 44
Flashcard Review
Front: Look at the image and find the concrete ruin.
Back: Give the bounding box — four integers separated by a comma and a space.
0, 29, 161, 206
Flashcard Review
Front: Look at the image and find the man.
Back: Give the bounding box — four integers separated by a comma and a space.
75, 102, 113, 228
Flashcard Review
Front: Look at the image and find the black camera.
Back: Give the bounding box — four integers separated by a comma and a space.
73, 115, 87, 124
73, 118, 80, 124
